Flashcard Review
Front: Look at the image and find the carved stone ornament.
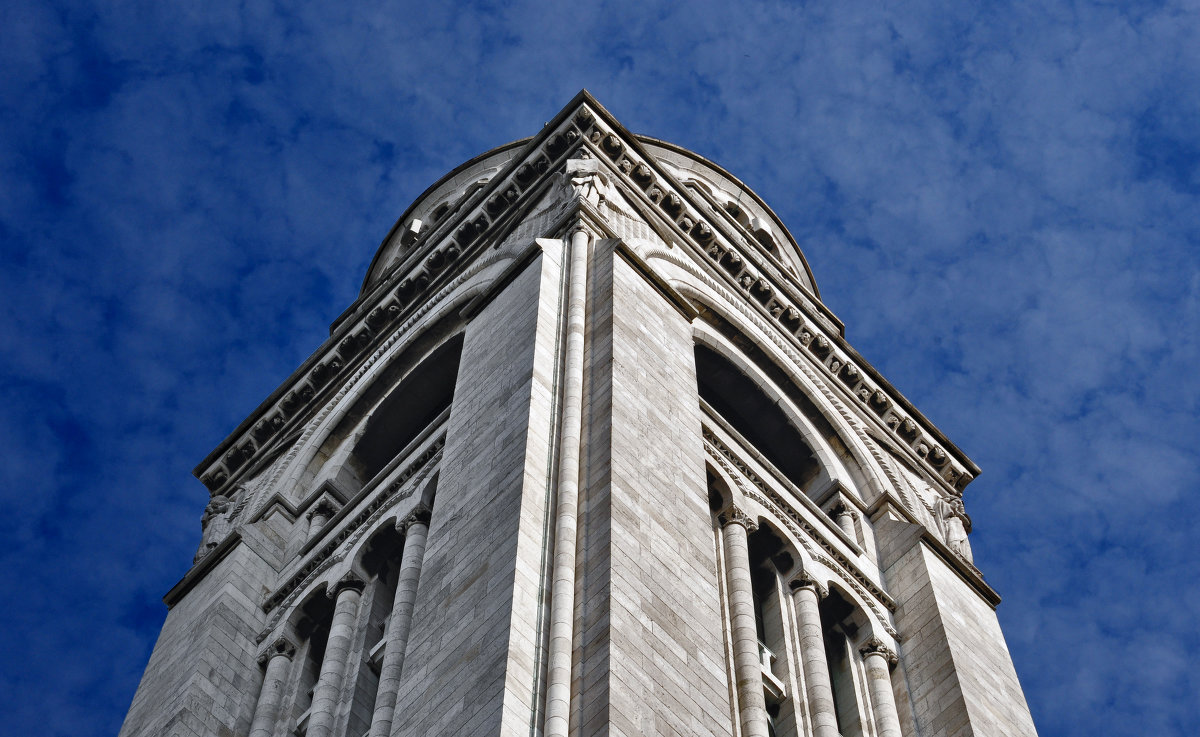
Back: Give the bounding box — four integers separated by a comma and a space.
829, 501, 855, 520
788, 576, 828, 599
565, 157, 609, 208
256, 636, 297, 666
718, 506, 758, 532
327, 573, 366, 598
306, 498, 339, 521
859, 637, 899, 666
398, 503, 433, 532
193, 493, 233, 564
935, 494, 973, 563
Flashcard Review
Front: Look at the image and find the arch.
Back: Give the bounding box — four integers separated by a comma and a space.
693, 324, 856, 502
684, 292, 895, 508
818, 586, 871, 737
696, 342, 823, 494
298, 319, 463, 499
347, 334, 462, 485
261, 243, 527, 516
821, 576, 894, 647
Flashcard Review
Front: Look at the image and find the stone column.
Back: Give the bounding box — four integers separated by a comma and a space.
860, 638, 902, 737
248, 637, 296, 737
790, 577, 839, 737
720, 507, 770, 737
306, 574, 365, 737
367, 505, 432, 737
307, 499, 337, 540
830, 501, 857, 542
544, 226, 591, 737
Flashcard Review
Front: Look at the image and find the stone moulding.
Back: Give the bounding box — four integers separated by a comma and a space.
569, 106, 977, 495
703, 425, 897, 617
194, 92, 977, 518
260, 436, 444, 619
195, 110, 595, 498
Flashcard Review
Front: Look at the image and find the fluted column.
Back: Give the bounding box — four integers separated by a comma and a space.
307, 574, 365, 737
790, 577, 839, 737
248, 637, 296, 737
368, 505, 432, 737
720, 507, 770, 737
860, 638, 902, 737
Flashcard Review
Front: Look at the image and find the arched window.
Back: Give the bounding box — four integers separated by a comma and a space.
820, 589, 868, 737
696, 344, 821, 494
348, 335, 462, 488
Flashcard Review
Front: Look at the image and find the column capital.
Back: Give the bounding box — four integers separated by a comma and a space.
718, 506, 759, 532
398, 503, 433, 532
306, 498, 339, 521
788, 575, 828, 599
256, 636, 297, 667
328, 573, 366, 598
859, 637, 899, 667
829, 500, 856, 519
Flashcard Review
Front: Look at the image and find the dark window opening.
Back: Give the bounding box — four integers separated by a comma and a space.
696, 345, 820, 493
350, 335, 462, 485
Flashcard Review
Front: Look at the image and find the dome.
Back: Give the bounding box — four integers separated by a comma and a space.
360, 133, 819, 300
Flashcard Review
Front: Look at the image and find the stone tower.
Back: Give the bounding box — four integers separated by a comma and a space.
120, 92, 1038, 737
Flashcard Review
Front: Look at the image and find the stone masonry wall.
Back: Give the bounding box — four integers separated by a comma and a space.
576, 244, 734, 737
388, 245, 564, 736
119, 543, 276, 737
876, 509, 1038, 737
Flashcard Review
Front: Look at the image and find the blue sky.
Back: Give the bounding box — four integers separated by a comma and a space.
1, 1, 1198, 735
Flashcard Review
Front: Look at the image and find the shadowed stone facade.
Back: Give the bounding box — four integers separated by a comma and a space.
120, 91, 1038, 737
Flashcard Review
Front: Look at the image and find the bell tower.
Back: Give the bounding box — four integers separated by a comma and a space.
120, 92, 1038, 737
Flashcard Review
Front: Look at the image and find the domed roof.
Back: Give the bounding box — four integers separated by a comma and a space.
361, 105, 819, 300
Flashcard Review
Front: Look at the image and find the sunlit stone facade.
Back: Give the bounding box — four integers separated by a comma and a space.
120, 92, 1038, 737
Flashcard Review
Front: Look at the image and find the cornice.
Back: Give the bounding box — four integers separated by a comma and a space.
193, 102, 598, 495
163, 530, 242, 608
193, 91, 979, 499
559, 106, 979, 493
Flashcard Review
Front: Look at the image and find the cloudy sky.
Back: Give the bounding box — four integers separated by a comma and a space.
2, 1, 1197, 735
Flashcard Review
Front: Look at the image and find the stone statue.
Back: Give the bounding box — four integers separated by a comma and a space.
194, 494, 232, 564
935, 494, 973, 563
566, 156, 609, 208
